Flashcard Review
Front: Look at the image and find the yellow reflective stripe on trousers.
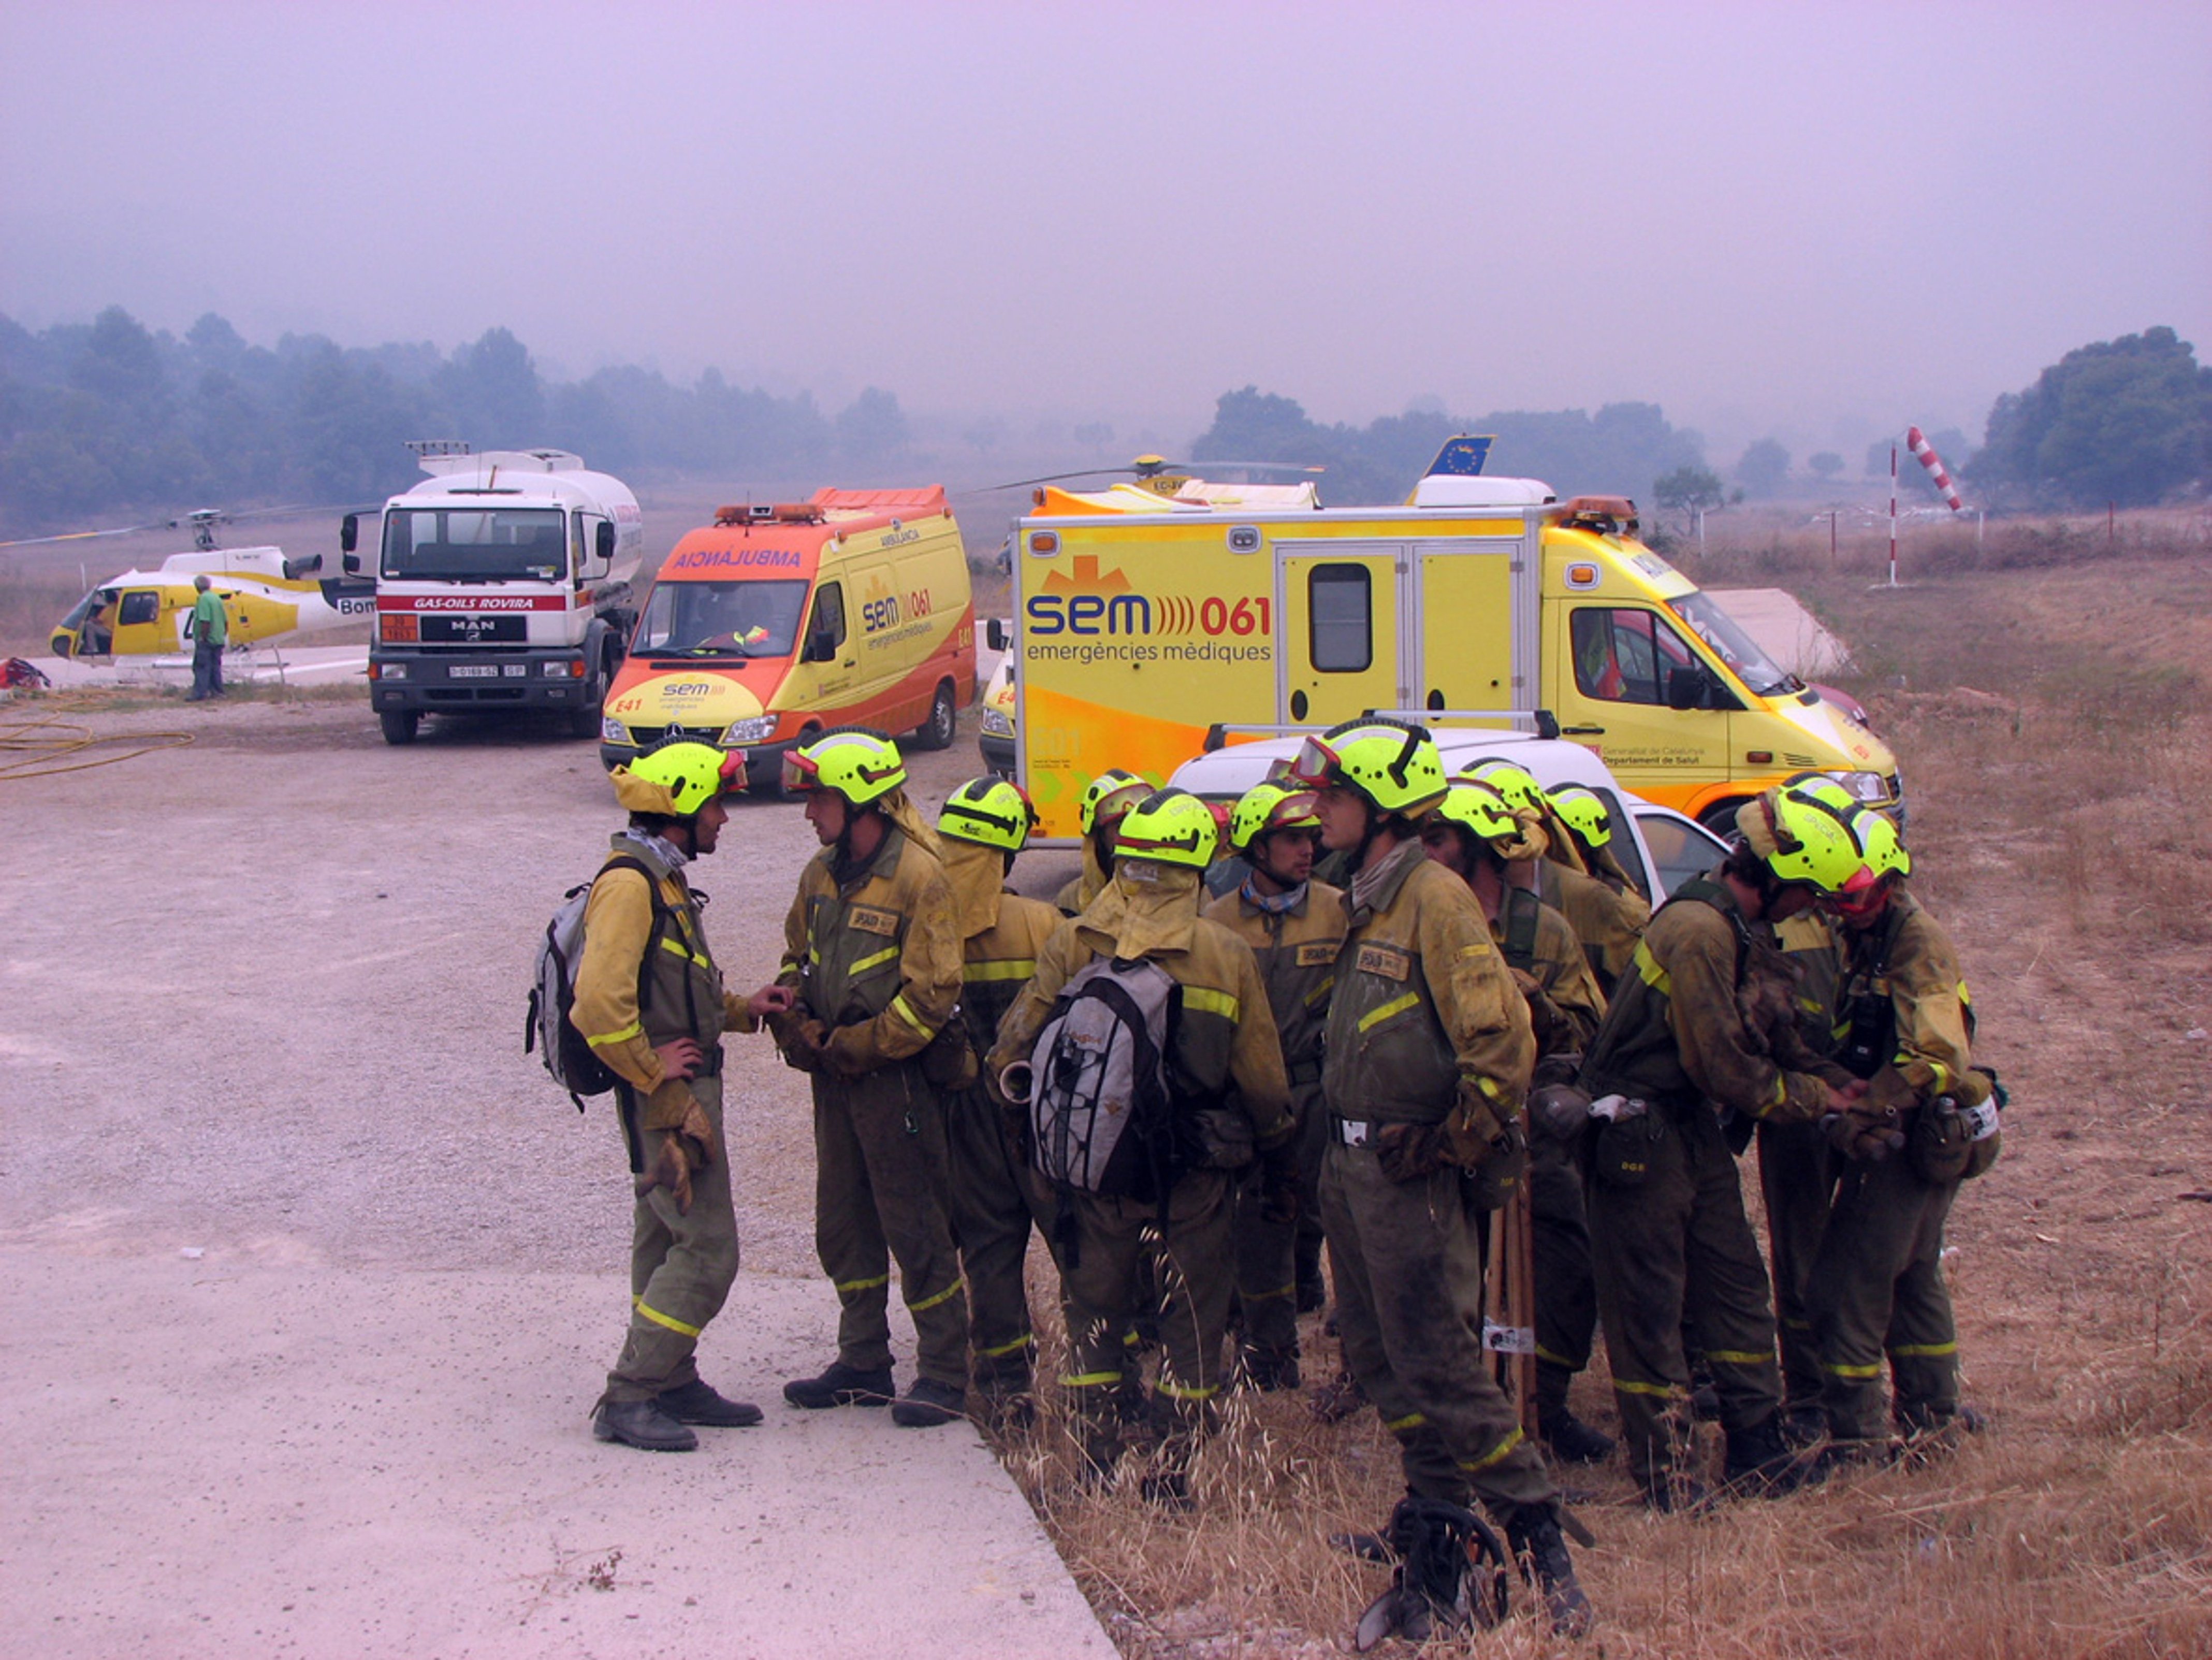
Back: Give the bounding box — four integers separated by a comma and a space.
850, 945, 900, 977
1888, 1341, 1958, 1359
1705, 1348, 1776, 1366
1156, 1379, 1218, 1403
1060, 1371, 1121, 1389
1823, 1360, 1884, 1379
1245, 1279, 1297, 1304
890, 993, 936, 1041
633, 1295, 701, 1338
1534, 1343, 1575, 1368
1633, 940, 1672, 995
978, 1332, 1033, 1359
835, 1273, 892, 1294
585, 1021, 644, 1049
1359, 992, 1421, 1033
1385, 1411, 1429, 1434
965, 959, 1036, 981
1183, 985, 1240, 1022
1615, 1377, 1687, 1399
908, 1275, 966, 1315
1459, 1426, 1525, 1474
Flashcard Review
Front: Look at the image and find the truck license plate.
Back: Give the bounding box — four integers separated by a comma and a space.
449, 666, 497, 679
502, 663, 528, 677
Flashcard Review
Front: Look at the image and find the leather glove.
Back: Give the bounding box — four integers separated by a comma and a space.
1823, 1102, 1906, 1161
675, 1096, 718, 1170
774, 1015, 831, 1074
635, 1133, 696, 1214
1375, 1122, 1455, 1183
823, 1023, 874, 1079
1257, 1138, 1301, 1225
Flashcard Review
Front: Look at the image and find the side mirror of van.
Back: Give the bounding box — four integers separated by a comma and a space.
340, 515, 358, 554
1667, 666, 1709, 711
986, 617, 1010, 652
596, 521, 616, 562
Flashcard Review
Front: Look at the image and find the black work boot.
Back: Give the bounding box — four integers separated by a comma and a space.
592, 1397, 698, 1452
1638, 1466, 1713, 1515
891, 1377, 967, 1427
1506, 1504, 1596, 1638
783, 1360, 895, 1409
1541, 1405, 1617, 1465
657, 1378, 763, 1427
1241, 1346, 1301, 1392
1724, 1415, 1822, 1497
1779, 1401, 1828, 1449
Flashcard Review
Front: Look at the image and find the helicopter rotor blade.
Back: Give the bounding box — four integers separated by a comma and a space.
0, 520, 176, 550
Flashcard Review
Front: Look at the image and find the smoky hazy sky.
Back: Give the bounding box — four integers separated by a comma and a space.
3, 2, 2207, 459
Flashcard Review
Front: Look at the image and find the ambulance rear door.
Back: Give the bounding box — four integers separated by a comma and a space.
1274, 546, 1407, 726
1408, 525, 1536, 720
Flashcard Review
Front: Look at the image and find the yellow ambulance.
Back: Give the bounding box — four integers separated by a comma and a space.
599, 487, 975, 784
1007, 471, 1896, 839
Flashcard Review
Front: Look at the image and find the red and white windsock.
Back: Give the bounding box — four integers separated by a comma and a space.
1906, 426, 1965, 513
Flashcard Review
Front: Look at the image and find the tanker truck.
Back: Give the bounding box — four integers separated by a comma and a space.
346, 443, 642, 744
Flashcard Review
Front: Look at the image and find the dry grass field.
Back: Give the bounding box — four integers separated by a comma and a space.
993, 517, 2212, 1658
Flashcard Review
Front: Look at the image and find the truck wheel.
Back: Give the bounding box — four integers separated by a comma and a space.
569, 655, 606, 740
1698, 798, 1748, 838
912, 681, 957, 752
380, 709, 419, 746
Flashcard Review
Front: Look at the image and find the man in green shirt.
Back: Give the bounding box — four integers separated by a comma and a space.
188, 575, 228, 701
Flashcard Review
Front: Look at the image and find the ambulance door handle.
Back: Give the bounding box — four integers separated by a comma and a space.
1560, 724, 1606, 735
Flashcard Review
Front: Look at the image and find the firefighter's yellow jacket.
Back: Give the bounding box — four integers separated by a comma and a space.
1322, 838, 1535, 1152
989, 862, 1294, 1150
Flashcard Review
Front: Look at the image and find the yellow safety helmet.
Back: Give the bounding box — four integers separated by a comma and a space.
1286, 718, 1448, 818
1781, 777, 1910, 882
1431, 780, 1519, 845
781, 727, 905, 805
938, 776, 1039, 854
1547, 783, 1613, 848
1112, 787, 1219, 870
1737, 788, 1871, 896
1228, 781, 1321, 855
612, 740, 745, 817
1079, 768, 1153, 836
1460, 758, 1545, 816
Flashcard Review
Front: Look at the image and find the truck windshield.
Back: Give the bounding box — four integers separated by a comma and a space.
1666, 590, 1797, 697
636, 579, 808, 658
382, 508, 569, 582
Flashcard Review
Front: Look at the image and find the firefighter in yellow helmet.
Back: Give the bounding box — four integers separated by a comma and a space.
934, 777, 1063, 1421
988, 788, 1297, 1506
1201, 781, 1346, 1388
1801, 792, 1996, 1459
573, 740, 794, 1451
1288, 719, 1592, 1641
1422, 781, 1615, 1466
756, 729, 971, 1427
1577, 787, 1871, 1509
1533, 783, 1654, 997
1055, 767, 1153, 916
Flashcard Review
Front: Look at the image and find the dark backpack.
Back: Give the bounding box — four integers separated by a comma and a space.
525, 855, 666, 1111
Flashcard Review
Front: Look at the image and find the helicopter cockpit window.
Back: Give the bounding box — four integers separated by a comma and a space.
381, 508, 569, 582
636, 579, 809, 658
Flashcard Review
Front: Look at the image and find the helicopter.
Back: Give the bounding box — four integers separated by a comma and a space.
6, 507, 380, 659
992, 454, 1326, 501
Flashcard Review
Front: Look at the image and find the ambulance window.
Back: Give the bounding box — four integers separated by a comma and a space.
1570, 608, 1697, 705
806, 583, 847, 658
1308, 565, 1373, 672
118, 591, 160, 627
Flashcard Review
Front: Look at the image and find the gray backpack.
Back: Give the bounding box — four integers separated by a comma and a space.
1028, 956, 1181, 1200
525, 855, 665, 1110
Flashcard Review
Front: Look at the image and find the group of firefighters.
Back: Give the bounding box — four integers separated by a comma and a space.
563, 714, 1997, 1644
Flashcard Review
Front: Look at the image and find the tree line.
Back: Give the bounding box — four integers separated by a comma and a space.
3, 306, 2201, 537
0, 308, 912, 535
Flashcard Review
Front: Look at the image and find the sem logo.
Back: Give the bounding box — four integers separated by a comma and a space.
1024, 554, 1270, 639
861, 571, 932, 634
